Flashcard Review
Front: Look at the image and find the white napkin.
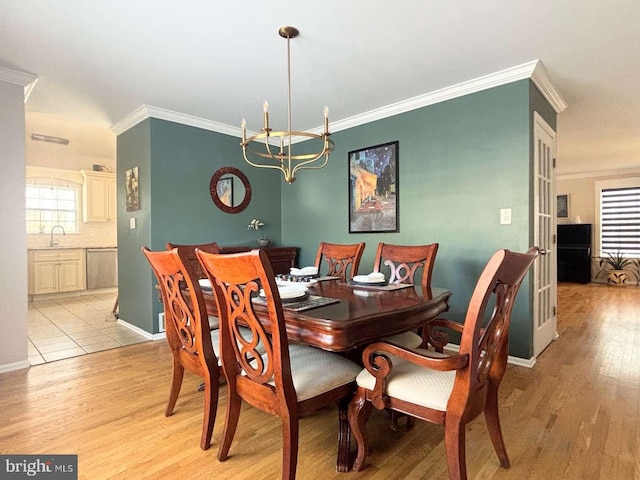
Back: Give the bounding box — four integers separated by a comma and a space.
353, 272, 386, 283
260, 284, 307, 299
367, 272, 385, 282
290, 266, 319, 276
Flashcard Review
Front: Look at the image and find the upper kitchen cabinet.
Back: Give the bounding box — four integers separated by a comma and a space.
81, 170, 116, 222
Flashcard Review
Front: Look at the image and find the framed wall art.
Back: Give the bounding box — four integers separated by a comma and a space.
125, 166, 140, 212
348, 141, 399, 233
557, 194, 569, 219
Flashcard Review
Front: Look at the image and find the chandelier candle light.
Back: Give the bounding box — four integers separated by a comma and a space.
240, 26, 334, 184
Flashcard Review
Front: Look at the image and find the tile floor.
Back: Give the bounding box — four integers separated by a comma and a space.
28, 292, 150, 365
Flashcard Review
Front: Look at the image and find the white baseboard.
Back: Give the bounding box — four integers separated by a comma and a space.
507, 355, 536, 368
0, 360, 31, 373
116, 317, 166, 341
443, 344, 536, 369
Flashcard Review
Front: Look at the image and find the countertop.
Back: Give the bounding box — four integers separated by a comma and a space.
28, 246, 117, 250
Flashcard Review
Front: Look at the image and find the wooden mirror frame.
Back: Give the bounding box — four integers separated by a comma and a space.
209, 167, 252, 214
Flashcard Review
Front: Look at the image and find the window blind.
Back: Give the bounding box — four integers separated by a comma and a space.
600, 186, 640, 256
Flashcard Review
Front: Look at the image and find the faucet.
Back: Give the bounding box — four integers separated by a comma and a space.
50, 225, 66, 247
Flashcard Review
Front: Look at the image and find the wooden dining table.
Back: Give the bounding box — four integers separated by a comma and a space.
201, 278, 451, 472
202, 279, 451, 353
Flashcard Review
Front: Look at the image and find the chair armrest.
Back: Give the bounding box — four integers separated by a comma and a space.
362, 341, 468, 410
363, 341, 468, 373
421, 317, 464, 352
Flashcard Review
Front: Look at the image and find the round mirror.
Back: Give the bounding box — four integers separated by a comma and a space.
210, 166, 251, 214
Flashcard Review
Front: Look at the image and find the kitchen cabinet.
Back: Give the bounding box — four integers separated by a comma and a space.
29, 249, 86, 295
81, 170, 116, 222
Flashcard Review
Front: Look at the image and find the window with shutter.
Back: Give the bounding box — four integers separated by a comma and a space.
598, 180, 640, 257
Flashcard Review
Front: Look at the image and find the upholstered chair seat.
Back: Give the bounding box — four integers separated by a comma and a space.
265, 343, 361, 402
382, 331, 423, 349
355, 350, 456, 411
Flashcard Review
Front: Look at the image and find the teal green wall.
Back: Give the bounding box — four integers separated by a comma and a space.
117, 120, 154, 333
116, 79, 556, 359
530, 83, 557, 131
282, 79, 537, 358
117, 118, 282, 333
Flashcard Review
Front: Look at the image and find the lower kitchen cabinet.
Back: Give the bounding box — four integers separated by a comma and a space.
28, 249, 86, 295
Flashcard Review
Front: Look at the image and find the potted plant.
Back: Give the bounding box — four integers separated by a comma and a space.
595, 250, 631, 286
248, 218, 269, 247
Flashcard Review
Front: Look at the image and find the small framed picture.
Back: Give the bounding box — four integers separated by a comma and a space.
125, 166, 140, 212
557, 194, 569, 219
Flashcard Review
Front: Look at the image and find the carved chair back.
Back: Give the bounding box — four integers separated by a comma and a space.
314, 241, 365, 281
373, 242, 438, 288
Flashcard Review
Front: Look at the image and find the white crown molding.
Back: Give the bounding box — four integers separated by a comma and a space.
530, 61, 567, 113
113, 60, 566, 139
331, 60, 540, 133
558, 167, 640, 181
0, 65, 39, 103
110, 105, 148, 135
112, 104, 242, 137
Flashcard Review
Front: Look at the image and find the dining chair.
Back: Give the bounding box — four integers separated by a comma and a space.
348, 247, 540, 480
196, 248, 362, 479
165, 241, 220, 280
142, 246, 220, 450
373, 242, 439, 350
314, 241, 366, 281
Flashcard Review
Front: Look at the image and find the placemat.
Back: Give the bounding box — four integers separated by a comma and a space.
346, 282, 414, 291
315, 276, 342, 282
253, 295, 340, 312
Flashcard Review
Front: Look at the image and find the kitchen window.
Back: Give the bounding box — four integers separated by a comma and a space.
26, 184, 79, 234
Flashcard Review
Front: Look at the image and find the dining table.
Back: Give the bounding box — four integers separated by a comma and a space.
202, 278, 452, 354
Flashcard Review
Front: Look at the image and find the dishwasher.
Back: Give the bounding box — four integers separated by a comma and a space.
86, 248, 118, 289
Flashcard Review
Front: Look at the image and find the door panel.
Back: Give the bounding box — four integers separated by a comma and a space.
533, 112, 557, 357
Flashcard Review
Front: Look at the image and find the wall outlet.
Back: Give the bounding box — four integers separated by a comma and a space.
500, 208, 512, 225
129, 217, 136, 229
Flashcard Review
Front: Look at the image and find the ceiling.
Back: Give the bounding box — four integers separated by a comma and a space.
1, 0, 638, 176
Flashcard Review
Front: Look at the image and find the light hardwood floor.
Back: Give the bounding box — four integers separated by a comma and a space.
1, 283, 638, 479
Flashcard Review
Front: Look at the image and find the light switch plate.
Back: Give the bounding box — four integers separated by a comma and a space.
129, 217, 136, 229
500, 208, 512, 225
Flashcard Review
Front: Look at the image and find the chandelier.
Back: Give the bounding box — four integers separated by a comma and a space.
240, 26, 334, 184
